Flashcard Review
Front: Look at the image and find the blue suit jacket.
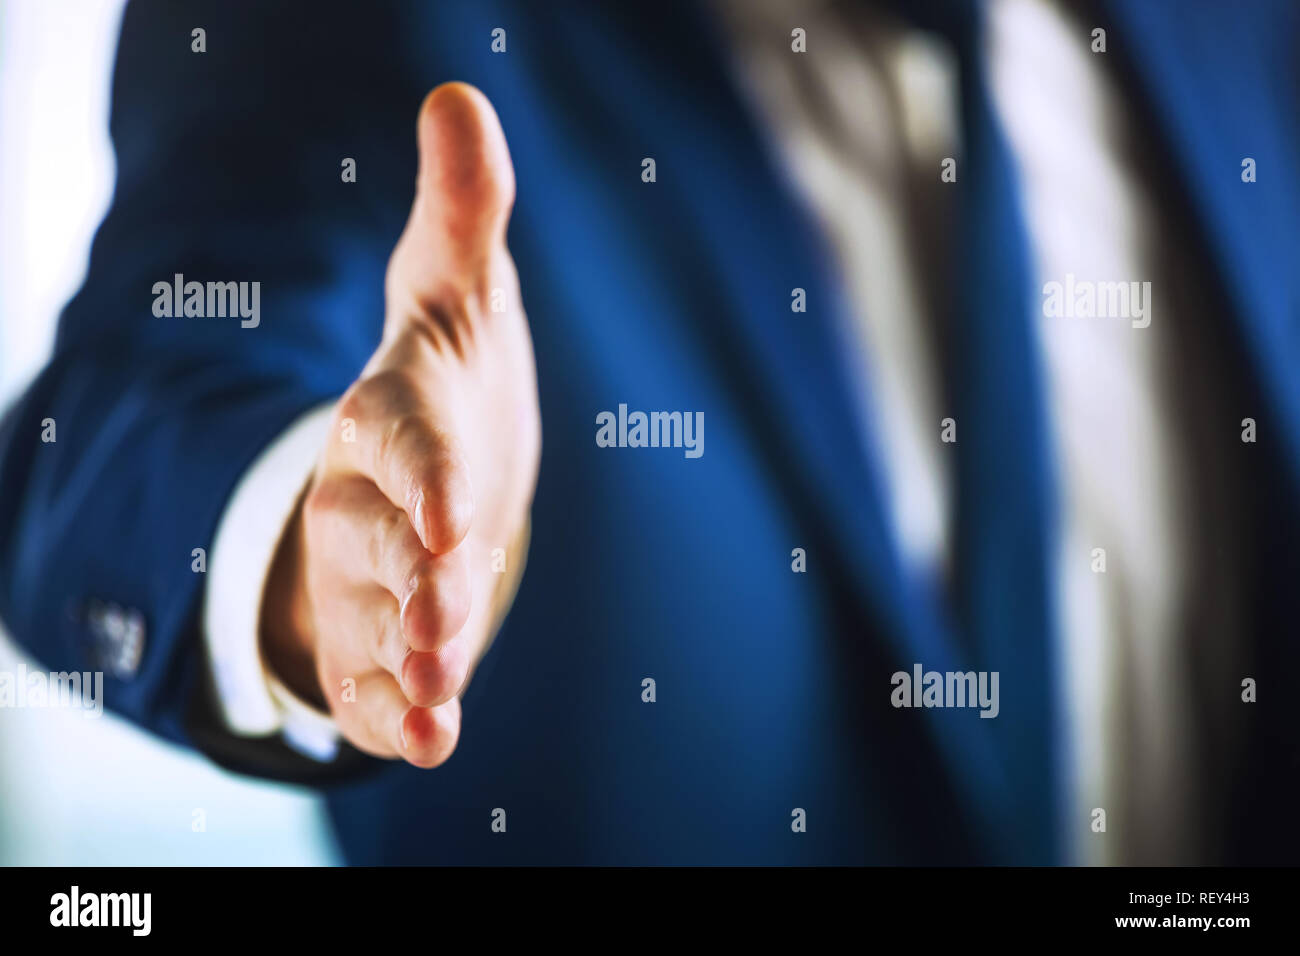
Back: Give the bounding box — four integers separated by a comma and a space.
1, 0, 1297, 864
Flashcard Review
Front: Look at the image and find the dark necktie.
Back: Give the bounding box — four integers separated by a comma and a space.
880, 0, 1064, 862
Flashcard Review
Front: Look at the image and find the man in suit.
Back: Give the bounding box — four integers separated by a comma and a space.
0, 0, 1297, 864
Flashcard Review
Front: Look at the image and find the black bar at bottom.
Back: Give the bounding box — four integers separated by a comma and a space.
6, 866, 1287, 941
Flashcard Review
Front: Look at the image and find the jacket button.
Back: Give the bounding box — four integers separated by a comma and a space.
87, 601, 145, 679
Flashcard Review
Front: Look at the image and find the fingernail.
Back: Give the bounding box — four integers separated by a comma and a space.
410, 492, 430, 551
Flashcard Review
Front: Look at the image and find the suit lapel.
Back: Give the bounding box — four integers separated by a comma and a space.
1101, 0, 1300, 489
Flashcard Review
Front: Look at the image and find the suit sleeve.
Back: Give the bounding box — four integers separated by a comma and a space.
0, 0, 423, 783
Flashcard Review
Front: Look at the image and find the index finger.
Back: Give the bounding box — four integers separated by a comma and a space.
329, 369, 473, 554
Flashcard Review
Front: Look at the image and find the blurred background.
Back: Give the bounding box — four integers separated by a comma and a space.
0, 0, 338, 865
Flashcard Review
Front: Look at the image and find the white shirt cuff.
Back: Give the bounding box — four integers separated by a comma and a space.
203, 402, 341, 762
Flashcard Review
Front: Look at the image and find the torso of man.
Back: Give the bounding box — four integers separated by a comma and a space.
711, 0, 1246, 864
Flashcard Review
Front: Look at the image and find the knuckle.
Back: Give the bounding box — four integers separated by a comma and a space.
365, 366, 421, 407
379, 419, 449, 513
302, 479, 339, 523
337, 368, 419, 437
377, 412, 426, 473
377, 618, 403, 670
334, 383, 368, 431
370, 508, 413, 579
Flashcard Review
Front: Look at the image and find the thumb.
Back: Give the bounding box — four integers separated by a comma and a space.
405, 82, 516, 285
